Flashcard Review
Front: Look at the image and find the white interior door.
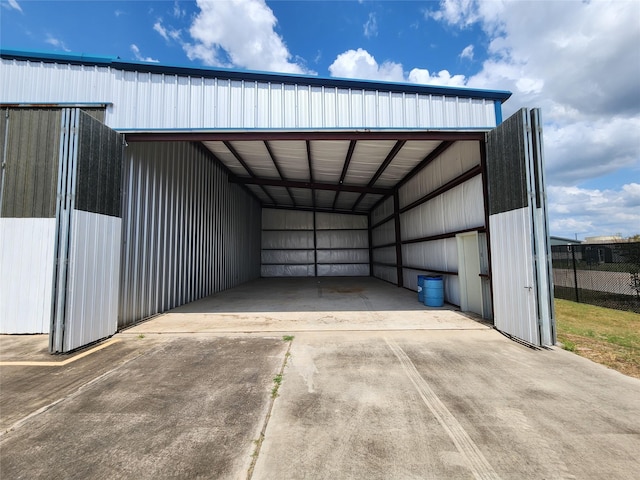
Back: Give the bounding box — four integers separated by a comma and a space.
457, 232, 483, 316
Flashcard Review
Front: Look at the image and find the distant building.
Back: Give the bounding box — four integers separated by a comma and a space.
585, 236, 624, 244
550, 236, 582, 246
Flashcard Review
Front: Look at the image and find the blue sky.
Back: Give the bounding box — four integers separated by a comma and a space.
2, 0, 639, 239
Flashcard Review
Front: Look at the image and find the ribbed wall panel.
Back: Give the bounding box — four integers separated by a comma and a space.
119, 142, 261, 327
64, 210, 121, 351
399, 141, 481, 208
261, 208, 369, 277
0, 218, 56, 333
1, 59, 498, 131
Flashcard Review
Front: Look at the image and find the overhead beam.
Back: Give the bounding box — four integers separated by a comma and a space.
126, 131, 486, 143
264, 140, 296, 207
223, 140, 277, 205
229, 176, 392, 195
306, 140, 316, 209
351, 139, 405, 211
333, 139, 357, 210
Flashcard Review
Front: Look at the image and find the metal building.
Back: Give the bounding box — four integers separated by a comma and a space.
0, 50, 555, 352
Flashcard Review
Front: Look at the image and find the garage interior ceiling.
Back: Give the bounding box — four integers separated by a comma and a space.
130, 131, 486, 214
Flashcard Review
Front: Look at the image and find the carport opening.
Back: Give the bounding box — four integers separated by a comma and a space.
122, 130, 494, 328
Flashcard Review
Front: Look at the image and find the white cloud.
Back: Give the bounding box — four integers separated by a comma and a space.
173, 0, 185, 18
460, 44, 474, 60
329, 48, 467, 87
408, 68, 466, 87
130, 44, 159, 63
548, 184, 640, 238
329, 48, 404, 82
183, 0, 309, 74
153, 21, 170, 41
3, 0, 23, 13
427, 0, 640, 238
364, 12, 378, 38
45, 35, 70, 52
114, 9, 124, 17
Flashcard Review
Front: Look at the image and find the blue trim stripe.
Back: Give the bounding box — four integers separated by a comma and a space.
494, 100, 503, 125
1, 49, 512, 103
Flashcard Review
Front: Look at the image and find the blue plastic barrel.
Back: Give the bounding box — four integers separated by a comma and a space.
417, 275, 428, 302
423, 275, 444, 307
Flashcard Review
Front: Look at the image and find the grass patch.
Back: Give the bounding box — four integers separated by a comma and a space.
555, 299, 640, 378
271, 373, 283, 398
282, 335, 295, 342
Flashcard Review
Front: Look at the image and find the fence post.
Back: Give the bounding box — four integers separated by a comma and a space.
571, 245, 579, 303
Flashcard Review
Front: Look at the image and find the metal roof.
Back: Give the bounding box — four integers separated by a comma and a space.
0, 49, 512, 103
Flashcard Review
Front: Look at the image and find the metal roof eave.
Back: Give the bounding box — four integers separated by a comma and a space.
1, 49, 512, 103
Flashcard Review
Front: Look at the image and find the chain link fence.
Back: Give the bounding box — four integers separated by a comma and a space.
552, 242, 640, 313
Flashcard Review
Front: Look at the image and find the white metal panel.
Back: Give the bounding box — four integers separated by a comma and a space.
262, 208, 313, 229
230, 141, 280, 179
262, 249, 314, 264
376, 141, 440, 187
371, 219, 395, 247
317, 249, 369, 263
268, 141, 309, 181
334, 191, 360, 210
373, 264, 397, 284
262, 230, 314, 249
371, 196, 394, 225
401, 196, 445, 240
316, 230, 368, 249
1, 58, 501, 130
489, 207, 539, 344
0, 218, 56, 333
317, 264, 369, 276
201, 141, 248, 176
358, 194, 384, 210
289, 187, 314, 208
343, 140, 396, 186
442, 177, 484, 232
316, 212, 368, 230
261, 264, 314, 277
63, 211, 121, 351
399, 141, 480, 209
311, 140, 349, 183
372, 246, 396, 264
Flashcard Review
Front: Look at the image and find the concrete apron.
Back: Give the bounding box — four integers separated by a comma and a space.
2, 278, 639, 479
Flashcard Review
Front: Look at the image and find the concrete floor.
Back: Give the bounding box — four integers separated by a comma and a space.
127, 277, 488, 334
1, 277, 639, 479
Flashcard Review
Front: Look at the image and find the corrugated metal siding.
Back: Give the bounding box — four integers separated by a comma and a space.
1, 59, 498, 130
0, 218, 56, 333
119, 141, 261, 327
489, 208, 538, 344
0, 108, 60, 218
371, 196, 398, 285
63, 210, 121, 351
261, 209, 369, 277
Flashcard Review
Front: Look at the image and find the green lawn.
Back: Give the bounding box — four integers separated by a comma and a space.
555, 299, 640, 378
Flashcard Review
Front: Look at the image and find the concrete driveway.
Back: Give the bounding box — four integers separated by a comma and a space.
1, 281, 639, 479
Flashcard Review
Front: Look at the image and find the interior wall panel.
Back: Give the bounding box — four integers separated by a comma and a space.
119, 141, 261, 327
261, 208, 369, 277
